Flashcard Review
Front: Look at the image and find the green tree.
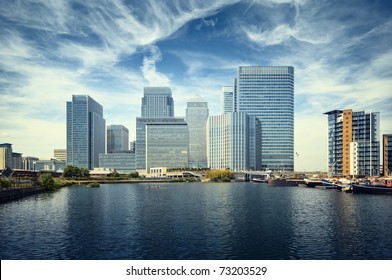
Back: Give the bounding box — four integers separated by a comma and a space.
63, 166, 90, 178
38, 173, 56, 190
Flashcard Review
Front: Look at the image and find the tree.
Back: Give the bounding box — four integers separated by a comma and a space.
38, 173, 56, 190
63, 166, 90, 178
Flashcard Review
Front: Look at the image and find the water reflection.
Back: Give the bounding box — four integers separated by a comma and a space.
1, 183, 392, 259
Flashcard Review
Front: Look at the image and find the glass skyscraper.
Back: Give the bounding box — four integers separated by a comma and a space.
107, 125, 129, 153
221, 86, 234, 114
186, 96, 209, 168
66, 95, 106, 170
207, 112, 260, 171
145, 122, 189, 171
141, 87, 174, 117
236, 66, 294, 171
136, 117, 186, 170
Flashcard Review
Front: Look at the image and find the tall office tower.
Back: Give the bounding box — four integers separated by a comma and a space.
221, 86, 234, 113
107, 125, 129, 153
136, 117, 186, 170
66, 95, 106, 170
0, 143, 13, 169
146, 122, 189, 171
382, 134, 392, 176
141, 87, 174, 117
235, 66, 294, 171
324, 109, 380, 177
207, 112, 261, 171
186, 96, 209, 168
54, 149, 67, 161
12, 153, 23, 169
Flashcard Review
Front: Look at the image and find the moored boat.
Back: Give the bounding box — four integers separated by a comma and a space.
352, 183, 392, 194
265, 177, 302, 187
303, 178, 323, 188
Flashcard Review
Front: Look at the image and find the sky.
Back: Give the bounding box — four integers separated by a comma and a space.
1, 0, 391, 171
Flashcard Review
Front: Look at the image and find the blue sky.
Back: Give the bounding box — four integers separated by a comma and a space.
1, 0, 391, 171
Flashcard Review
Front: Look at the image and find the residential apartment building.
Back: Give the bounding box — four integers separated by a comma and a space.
383, 134, 392, 176
324, 109, 380, 176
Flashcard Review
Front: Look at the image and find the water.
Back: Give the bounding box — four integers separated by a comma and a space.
1, 182, 392, 260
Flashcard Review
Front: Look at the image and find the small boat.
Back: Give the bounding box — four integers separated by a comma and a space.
303, 178, 323, 188
252, 178, 266, 183
352, 183, 392, 194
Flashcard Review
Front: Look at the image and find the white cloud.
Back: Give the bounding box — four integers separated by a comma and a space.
141, 45, 171, 86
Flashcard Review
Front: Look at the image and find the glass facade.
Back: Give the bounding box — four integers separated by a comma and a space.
136, 117, 186, 170
236, 66, 294, 171
207, 112, 259, 171
186, 98, 209, 168
107, 125, 129, 153
145, 123, 189, 171
141, 87, 174, 117
221, 86, 234, 114
66, 95, 106, 170
99, 152, 136, 173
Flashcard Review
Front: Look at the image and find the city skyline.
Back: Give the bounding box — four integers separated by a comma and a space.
1, 0, 392, 171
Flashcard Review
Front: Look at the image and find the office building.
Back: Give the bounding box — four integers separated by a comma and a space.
145, 122, 189, 171
23, 156, 39, 171
324, 109, 380, 176
136, 117, 186, 170
141, 87, 174, 117
207, 112, 260, 171
54, 149, 66, 161
107, 125, 129, 153
12, 153, 23, 169
383, 134, 392, 176
33, 159, 66, 172
221, 86, 234, 113
235, 66, 294, 171
0, 143, 13, 170
186, 96, 209, 168
99, 152, 136, 174
66, 95, 106, 170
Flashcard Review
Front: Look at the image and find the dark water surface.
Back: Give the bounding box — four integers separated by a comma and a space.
1, 182, 392, 259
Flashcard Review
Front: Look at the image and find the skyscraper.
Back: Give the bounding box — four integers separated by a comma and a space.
324, 109, 380, 176
66, 95, 106, 170
141, 87, 174, 117
221, 86, 234, 114
207, 112, 260, 171
186, 96, 209, 168
136, 117, 186, 170
235, 66, 294, 171
107, 125, 129, 153
145, 122, 189, 171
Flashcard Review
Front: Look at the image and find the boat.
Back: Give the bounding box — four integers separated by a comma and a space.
303, 178, 323, 188
352, 181, 392, 194
321, 178, 337, 189
265, 177, 303, 187
252, 178, 266, 183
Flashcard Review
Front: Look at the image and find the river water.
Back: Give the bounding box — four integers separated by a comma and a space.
1, 182, 392, 260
